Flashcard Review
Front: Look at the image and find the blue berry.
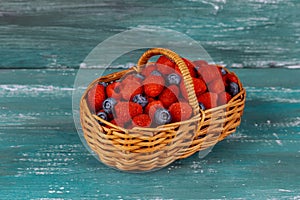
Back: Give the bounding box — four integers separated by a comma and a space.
220, 68, 227, 76
227, 82, 240, 96
96, 111, 108, 124
132, 94, 148, 107
198, 102, 206, 110
154, 108, 172, 125
135, 73, 145, 80
167, 73, 181, 85
151, 70, 162, 76
98, 81, 107, 87
102, 98, 117, 114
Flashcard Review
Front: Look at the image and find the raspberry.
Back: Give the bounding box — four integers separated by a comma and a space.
197, 92, 218, 109
145, 100, 164, 119
143, 75, 165, 98
224, 73, 239, 84
180, 81, 189, 100
159, 85, 179, 108
222, 76, 229, 88
218, 92, 232, 106
175, 58, 197, 78
147, 97, 156, 103
132, 114, 151, 128
179, 78, 206, 100
156, 55, 175, 75
87, 83, 106, 112
151, 70, 163, 76
197, 65, 221, 83
108, 119, 117, 128
168, 102, 193, 122
119, 79, 143, 100
114, 102, 143, 125
193, 60, 209, 68
193, 77, 207, 95
141, 63, 157, 77
106, 82, 121, 99
121, 72, 144, 84
208, 79, 225, 94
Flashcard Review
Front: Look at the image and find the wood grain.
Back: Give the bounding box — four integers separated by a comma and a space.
0, 0, 300, 68
0, 68, 299, 199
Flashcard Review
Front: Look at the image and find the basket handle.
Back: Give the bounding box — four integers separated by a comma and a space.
137, 48, 200, 117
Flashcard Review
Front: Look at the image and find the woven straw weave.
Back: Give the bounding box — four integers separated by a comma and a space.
80, 48, 246, 171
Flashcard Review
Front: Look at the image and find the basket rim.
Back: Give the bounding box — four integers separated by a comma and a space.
80, 65, 246, 132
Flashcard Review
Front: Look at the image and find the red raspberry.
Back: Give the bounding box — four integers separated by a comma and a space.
147, 97, 156, 103
193, 60, 209, 68
110, 119, 117, 126
180, 78, 206, 100
208, 79, 225, 94
197, 65, 221, 83
132, 114, 151, 128
222, 76, 229, 88
141, 63, 157, 77
159, 85, 179, 108
98, 109, 113, 121
122, 73, 144, 84
119, 79, 143, 100
106, 119, 123, 129
156, 55, 175, 75
168, 102, 193, 122
218, 92, 232, 106
114, 102, 143, 125
193, 77, 207, 95
180, 81, 189, 100
87, 83, 106, 112
124, 122, 134, 129
145, 100, 164, 119
143, 75, 165, 98
197, 92, 218, 109
175, 58, 197, 78
106, 82, 122, 99
224, 73, 239, 84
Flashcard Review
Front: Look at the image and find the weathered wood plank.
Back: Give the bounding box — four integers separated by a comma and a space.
0, 68, 299, 199
0, 0, 300, 68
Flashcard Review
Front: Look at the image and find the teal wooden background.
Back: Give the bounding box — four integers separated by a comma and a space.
0, 0, 299, 199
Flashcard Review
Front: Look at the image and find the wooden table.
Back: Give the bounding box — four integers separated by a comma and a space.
1, 68, 299, 199
1, 0, 299, 199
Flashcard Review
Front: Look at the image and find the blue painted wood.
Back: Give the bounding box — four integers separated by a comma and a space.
0, 0, 300, 68
1, 0, 299, 199
0, 68, 299, 199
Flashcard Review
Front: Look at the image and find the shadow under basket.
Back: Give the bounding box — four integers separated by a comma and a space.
80, 48, 246, 172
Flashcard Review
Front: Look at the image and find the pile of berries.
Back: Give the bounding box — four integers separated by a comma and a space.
87, 56, 240, 129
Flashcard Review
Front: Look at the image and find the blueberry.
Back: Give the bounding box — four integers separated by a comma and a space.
102, 98, 117, 114
151, 70, 162, 76
154, 108, 172, 125
167, 73, 181, 85
132, 94, 148, 107
98, 81, 107, 87
227, 82, 240, 96
198, 102, 206, 110
220, 68, 227, 75
96, 111, 108, 124
135, 73, 145, 80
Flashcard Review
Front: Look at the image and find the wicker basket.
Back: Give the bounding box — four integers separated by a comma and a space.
80, 48, 246, 171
